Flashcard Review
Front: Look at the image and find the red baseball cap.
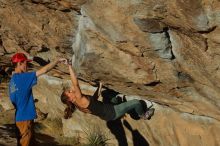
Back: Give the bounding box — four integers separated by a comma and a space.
11, 53, 32, 63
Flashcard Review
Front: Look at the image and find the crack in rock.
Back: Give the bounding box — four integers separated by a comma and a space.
148, 27, 175, 60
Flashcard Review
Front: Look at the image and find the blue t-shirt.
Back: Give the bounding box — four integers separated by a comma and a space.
9, 72, 37, 122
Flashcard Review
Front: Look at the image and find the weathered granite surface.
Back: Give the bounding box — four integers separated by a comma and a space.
0, 0, 220, 145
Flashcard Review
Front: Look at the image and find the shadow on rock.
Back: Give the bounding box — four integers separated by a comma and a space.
102, 89, 128, 146
123, 120, 149, 146
0, 124, 17, 146
34, 122, 72, 146
106, 119, 128, 146
0, 124, 17, 138
101, 89, 151, 146
0, 124, 72, 146
33, 56, 50, 66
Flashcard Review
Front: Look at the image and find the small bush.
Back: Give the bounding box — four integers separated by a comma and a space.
83, 127, 110, 146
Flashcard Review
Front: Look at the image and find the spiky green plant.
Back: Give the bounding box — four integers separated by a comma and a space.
83, 127, 110, 146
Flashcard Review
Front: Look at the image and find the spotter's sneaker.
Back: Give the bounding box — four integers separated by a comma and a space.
140, 108, 155, 120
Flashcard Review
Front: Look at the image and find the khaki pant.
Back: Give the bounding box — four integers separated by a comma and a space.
16, 120, 36, 146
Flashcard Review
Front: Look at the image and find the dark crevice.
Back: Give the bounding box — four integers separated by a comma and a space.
163, 27, 169, 32
0, 35, 2, 46
77, 77, 90, 83
204, 38, 209, 52
0, 35, 6, 53
148, 26, 176, 60
39, 45, 50, 52
60, 9, 72, 13
31, 1, 42, 4
197, 25, 217, 34
164, 27, 176, 60
33, 56, 49, 66
144, 80, 161, 86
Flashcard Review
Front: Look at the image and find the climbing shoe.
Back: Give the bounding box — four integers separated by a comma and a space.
140, 108, 155, 120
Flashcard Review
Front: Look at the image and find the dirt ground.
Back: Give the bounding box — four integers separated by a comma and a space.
0, 109, 80, 146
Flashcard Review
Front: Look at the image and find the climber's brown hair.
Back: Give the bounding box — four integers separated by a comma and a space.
60, 86, 76, 119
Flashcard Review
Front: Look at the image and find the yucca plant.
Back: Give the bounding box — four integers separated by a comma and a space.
83, 127, 110, 146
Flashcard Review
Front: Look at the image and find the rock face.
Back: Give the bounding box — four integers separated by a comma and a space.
72, 0, 220, 145
0, 0, 81, 61
0, 0, 220, 146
